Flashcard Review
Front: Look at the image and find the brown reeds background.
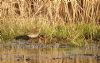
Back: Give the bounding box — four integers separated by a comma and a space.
0, 0, 100, 23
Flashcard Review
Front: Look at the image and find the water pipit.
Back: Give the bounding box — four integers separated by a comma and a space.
14, 28, 40, 40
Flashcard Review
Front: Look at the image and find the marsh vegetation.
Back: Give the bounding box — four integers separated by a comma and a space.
0, 0, 100, 46
0, 0, 100, 63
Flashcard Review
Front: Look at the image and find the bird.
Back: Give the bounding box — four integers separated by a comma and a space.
14, 27, 40, 40
27, 31, 40, 39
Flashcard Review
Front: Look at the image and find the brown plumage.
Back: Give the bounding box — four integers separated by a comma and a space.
14, 27, 40, 40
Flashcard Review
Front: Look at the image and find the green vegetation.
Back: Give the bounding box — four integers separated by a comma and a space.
0, 18, 100, 46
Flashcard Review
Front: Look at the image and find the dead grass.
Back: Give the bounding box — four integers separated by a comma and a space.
0, 0, 99, 23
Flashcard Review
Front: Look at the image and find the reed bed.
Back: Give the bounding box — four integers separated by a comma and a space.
0, 0, 100, 46
0, 0, 99, 23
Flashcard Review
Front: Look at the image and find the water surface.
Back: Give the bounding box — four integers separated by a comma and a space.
0, 40, 100, 63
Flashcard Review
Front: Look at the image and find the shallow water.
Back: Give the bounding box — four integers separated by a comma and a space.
0, 40, 100, 63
